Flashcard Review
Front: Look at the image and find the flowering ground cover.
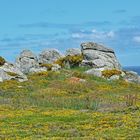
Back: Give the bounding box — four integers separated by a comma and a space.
0, 68, 140, 139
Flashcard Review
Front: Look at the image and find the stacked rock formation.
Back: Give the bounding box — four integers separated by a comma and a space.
0, 42, 139, 84
81, 42, 121, 70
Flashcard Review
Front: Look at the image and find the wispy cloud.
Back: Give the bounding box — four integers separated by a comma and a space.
133, 36, 140, 43
19, 21, 112, 29
71, 29, 115, 41
119, 15, 140, 27
40, 9, 67, 16
113, 9, 127, 14
110, 27, 140, 51
130, 16, 140, 26
0, 37, 27, 42
0, 33, 60, 45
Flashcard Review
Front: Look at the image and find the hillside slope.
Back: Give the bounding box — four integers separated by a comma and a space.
0, 67, 140, 139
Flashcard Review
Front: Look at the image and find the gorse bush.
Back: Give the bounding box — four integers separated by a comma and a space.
55, 55, 83, 68
102, 69, 122, 78
39, 63, 53, 71
32, 71, 48, 76
55, 58, 65, 67
6, 72, 19, 77
0, 56, 6, 66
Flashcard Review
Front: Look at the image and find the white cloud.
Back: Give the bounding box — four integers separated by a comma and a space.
107, 31, 115, 38
91, 29, 97, 33
133, 36, 140, 43
71, 33, 84, 38
71, 29, 115, 40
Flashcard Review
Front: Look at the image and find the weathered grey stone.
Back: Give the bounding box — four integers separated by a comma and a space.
109, 75, 120, 80
81, 42, 121, 70
64, 61, 71, 69
1, 63, 24, 76
81, 42, 114, 53
29, 67, 47, 73
18, 50, 36, 59
0, 69, 11, 82
85, 68, 105, 77
0, 77, 3, 82
16, 50, 39, 74
39, 49, 63, 64
0, 63, 28, 82
121, 71, 126, 77
138, 76, 140, 84
16, 75, 28, 82
123, 71, 140, 83
51, 64, 61, 71
79, 79, 86, 83
66, 48, 81, 56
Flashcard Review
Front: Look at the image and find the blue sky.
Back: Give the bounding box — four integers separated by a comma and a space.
0, 0, 140, 66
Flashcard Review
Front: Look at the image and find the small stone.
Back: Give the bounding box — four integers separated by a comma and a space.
85, 68, 105, 77
0, 77, 3, 82
109, 75, 120, 80
51, 64, 61, 71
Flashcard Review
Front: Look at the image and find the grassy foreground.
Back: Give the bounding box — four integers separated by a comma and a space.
0, 67, 140, 139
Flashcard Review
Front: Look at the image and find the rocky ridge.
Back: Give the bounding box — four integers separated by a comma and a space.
0, 42, 140, 84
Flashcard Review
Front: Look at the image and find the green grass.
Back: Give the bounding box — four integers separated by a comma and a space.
0, 67, 140, 139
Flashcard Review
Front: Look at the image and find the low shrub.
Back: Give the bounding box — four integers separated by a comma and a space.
85, 95, 99, 110
102, 69, 122, 78
72, 71, 87, 79
0, 56, 6, 66
32, 71, 48, 76
40, 63, 53, 71
6, 72, 19, 77
55, 58, 65, 67
125, 94, 138, 107
55, 55, 83, 68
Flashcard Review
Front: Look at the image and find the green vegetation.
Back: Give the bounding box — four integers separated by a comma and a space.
39, 63, 53, 71
0, 67, 140, 139
0, 56, 6, 66
102, 69, 122, 78
55, 55, 83, 68
6, 72, 19, 77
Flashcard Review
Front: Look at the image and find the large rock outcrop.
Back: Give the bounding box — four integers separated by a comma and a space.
66, 48, 81, 56
0, 63, 28, 82
15, 50, 40, 74
39, 49, 63, 64
0, 42, 139, 84
81, 42, 121, 70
